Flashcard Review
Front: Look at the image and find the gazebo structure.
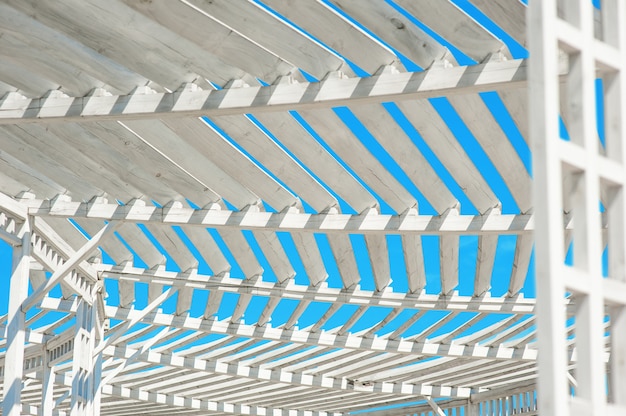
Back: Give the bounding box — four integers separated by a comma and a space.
0, 1, 624, 415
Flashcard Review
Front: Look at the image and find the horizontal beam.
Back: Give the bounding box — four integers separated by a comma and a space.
0, 226, 22, 246
98, 264, 537, 314
102, 343, 473, 399
40, 297, 538, 362
0, 59, 530, 124
26, 198, 538, 234
44, 372, 341, 416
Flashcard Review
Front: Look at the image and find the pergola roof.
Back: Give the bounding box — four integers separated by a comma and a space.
0, 1, 573, 415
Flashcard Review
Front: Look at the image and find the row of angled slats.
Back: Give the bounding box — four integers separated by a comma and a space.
91, 313, 536, 411
74, 221, 535, 298
393, 0, 512, 62
0, 90, 531, 217
0, 0, 515, 98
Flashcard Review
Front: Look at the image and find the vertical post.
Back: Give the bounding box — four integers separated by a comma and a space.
41, 345, 55, 416
568, 0, 606, 412
2, 217, 31, 416
70, 299, 91, 416
91, 300, 104, 416
528, 0, 569, 415
467, 400, 480, 416
70, 298, 101, 416
602, 0, 626, 407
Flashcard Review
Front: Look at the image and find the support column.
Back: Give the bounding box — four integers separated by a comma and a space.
41, 344, 55, 416
528, 1, 569, 415
530, 0, 626, 414
2, 217, 31, 416
70, 299, 99, 416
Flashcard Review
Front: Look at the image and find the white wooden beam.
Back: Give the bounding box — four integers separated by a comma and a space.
30, 232, 94, 304
94, 286, 179, 355
101, 343, 474, 398
22, 221, 119, 311
48, 372, 341, 416
2, 218, 31, 416
26, 198, 543, 234
0, 59, 532, 124
40, 297, 539, 362
0, 225, 22, 246
97, 264, 538, 314
529, 0, 571, 414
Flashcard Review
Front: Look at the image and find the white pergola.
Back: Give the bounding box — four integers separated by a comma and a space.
0, 1, 623, 415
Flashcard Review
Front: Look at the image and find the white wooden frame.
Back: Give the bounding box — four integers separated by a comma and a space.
530, 0, 626, 414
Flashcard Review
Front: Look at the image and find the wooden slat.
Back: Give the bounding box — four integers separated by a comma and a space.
470, 0, 527, 47
0, 126, 102, 201
365, 234, 391, 291
34, 122, 187, 205
18, 124, 146, 202
475, 235, 499, 296
74, 219, 133, 265
211, 114, 337, 212
402, 234, 426, 294
142, 224, 198, 315
183, 0, 350, 81
327, 234, 360, 289
261, 0, 401, 75
499, 88, 529, 145
508, 234, 534, 296
119, 119, 255, 207
299, 108, 416, 214
257, 297, 281, 327
0, 2, 148, 97
120, 0, 299, 84
182, 227, 231, 276
252, 231, 294, 283
142, 226, 197, 272
81, 122, 217, 206
203, 290, 224, 320
396, 100, 498, 213
118, 279, 135, 308
337, 305, 368, 335
394, 0, 511, 62
0, 60, 56, 98
114, 222, 164, 269
447, 94, 532, 212
252, 111, 376, 213
162, 117, 296, 211
350, 103, 457, 214
218, 230, 263, 279
440, 235, 459, 295
284, 300, 310, 329
231, 294, 252, 323
3, 0, 245, 90
0, 149, 65, 199
329, 0, 454, 69
290, 233, 328, 286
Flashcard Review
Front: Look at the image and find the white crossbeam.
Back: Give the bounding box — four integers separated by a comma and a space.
94, 287, 179, 355
98, 264, 537, 313
22, 221, 119, 311
44, 372, 341, 416
2, 219, 31, 416
102, 343, 473, 398
26, 198, 541, 234
0, 59, 531, 124
0, 226, 22, 246
39, 297, 538, 362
